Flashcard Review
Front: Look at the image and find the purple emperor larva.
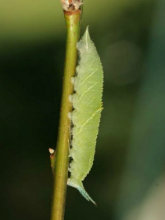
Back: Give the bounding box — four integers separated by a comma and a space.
68, 27, 104, 205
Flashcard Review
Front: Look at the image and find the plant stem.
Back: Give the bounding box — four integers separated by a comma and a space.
50, 9, 81, 220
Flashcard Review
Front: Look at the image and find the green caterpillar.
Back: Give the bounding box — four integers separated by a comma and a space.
67, 27, 103, 205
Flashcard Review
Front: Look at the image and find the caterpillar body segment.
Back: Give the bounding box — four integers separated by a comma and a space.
68, 27, 103, 204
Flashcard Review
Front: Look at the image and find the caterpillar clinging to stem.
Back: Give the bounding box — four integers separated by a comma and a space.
67, 27, 103, 205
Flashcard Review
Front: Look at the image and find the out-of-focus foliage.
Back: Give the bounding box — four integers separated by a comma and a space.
1, 0, 165, 220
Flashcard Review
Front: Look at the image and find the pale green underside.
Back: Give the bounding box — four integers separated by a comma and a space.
68, 27, 103, 204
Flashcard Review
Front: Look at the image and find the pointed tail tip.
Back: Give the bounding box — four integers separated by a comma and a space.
91, 199, 97, 207
67, 178, 97, 206
89, 196, 97, 206
77, 184, 96, 206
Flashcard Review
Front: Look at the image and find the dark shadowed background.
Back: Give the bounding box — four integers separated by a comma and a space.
1, 0, 165, 219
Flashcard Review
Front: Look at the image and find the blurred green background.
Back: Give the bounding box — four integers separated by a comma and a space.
1, 0, 165, 219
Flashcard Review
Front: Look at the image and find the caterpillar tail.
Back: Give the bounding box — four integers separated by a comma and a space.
67, 178, 96, 206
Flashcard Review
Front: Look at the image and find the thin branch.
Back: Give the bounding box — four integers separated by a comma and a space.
50, 8, 81, 220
